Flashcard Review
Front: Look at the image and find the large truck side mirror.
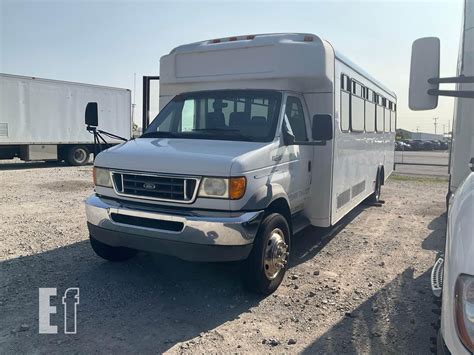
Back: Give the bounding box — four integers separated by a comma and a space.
85, 102, 99, 127
409, 37, 440, 110
312, 114, 333, 141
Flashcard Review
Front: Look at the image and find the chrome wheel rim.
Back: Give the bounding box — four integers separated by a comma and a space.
74, 148, 87, 163
263, 228, 289, 280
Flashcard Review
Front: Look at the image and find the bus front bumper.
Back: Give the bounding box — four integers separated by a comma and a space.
85, 194, 263, 262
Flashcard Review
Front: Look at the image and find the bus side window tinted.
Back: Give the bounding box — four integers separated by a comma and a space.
340, 91, 350, 131
390, 104, 396, 132
366, 103, 375, 132
340, 74, 350, 132
376, 101, 384, 132
285, 96, 308, 141
365, 89, 375, 132
384, 104, 390, 132
351, 95, 364, 132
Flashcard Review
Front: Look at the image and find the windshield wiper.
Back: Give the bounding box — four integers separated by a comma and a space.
140, 131, 180, 138
192, 128, 242, 132
191, 128, 256, 141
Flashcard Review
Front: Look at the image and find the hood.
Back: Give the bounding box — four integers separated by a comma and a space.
95, 138, 269, 176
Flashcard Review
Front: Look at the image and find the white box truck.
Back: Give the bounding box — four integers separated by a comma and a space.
0, 73, 131, 165
85, 33, 396, 294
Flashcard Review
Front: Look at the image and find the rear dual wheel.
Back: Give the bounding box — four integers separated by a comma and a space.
368, 169, 382, 203
243, 213, 290, 295
66, 145, 90, 166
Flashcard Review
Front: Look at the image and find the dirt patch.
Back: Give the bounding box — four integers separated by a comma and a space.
0, 165, 446, 353
40, 180, 93, 192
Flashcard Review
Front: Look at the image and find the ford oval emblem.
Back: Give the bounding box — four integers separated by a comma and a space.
143, 183, 156, 190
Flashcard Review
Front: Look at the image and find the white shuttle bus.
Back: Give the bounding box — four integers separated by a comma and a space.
85, 34, 396, 294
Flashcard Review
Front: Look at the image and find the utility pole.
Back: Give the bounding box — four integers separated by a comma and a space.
433, 117, 438, 135
131, 73, 137, 131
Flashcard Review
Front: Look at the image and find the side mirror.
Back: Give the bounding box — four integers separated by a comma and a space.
312, 114, 333, 141
282, 119, 295, 146
409, 37, 440, 110
85, 102, 98, 127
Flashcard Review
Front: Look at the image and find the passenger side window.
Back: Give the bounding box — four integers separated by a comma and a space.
365, 89, 375, 132
285, 96, 308, 141
351, 80, 365, 132
180, 100, 195, 132
391, 104, 397, 132
384, 99, 390, 132
340, 74, 350, 132
376, 96, 384, 132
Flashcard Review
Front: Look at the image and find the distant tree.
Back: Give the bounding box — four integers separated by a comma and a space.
396, 129, 411, 141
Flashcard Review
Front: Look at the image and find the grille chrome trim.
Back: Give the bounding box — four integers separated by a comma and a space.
110, 170, 201, 204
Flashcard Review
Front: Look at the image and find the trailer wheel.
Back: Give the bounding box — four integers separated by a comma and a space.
89, 235, 136, 262
368, 169, 382, 203
66, 145, 90, 166
243, 213, 290, 295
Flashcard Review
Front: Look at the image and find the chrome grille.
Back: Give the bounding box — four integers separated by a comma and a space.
111, 171, 200, 203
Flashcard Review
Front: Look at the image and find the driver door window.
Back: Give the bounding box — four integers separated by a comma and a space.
285, 96, 308, 141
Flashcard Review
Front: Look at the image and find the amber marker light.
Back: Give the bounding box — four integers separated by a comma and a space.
229, 177, 247, 200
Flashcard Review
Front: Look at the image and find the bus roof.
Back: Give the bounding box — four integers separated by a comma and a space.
162, 33, 395, 98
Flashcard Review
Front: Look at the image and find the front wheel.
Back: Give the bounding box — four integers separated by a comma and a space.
243, 213, 290, 295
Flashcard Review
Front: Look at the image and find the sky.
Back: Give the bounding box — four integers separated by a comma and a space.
0, 0, 464, 133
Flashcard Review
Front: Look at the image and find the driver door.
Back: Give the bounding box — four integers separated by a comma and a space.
281, 94, 312, 213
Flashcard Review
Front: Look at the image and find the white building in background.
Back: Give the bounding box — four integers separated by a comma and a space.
410, 132, 445, 141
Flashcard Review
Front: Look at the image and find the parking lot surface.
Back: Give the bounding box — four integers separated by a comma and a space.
0, 164, 447, 353
394, 151, 449, 177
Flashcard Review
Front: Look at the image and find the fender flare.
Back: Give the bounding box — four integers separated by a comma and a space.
240, 183, 290, 212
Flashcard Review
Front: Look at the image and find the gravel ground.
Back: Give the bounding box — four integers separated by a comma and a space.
0, 163, 447, 354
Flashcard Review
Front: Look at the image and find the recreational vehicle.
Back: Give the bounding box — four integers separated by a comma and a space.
85, 33, 396, 294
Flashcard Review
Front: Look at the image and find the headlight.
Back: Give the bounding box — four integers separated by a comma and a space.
93, 167, 112, 188
198, 177, 246, 200
455, 274, 474, 352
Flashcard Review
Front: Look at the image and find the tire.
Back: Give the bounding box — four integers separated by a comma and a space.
66, 145, 90, 166
89, 235, 136, 262
243, 213, 291, 295
368, 169, 382, 203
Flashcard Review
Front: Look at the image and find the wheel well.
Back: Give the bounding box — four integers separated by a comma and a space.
58, 144, 93, 160
266, 198, 292, 231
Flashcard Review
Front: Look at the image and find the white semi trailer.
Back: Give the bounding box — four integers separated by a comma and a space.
0, 73, 131, 165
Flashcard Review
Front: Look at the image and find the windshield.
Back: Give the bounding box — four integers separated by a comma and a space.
142, 90, 282, 142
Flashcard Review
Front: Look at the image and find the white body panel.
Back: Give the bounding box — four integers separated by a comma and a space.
439, 1, 474, 352
441, 173, 474, 354
330, 60, 395, 225
0, 73, 132, 145
449, 0, 474, 194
